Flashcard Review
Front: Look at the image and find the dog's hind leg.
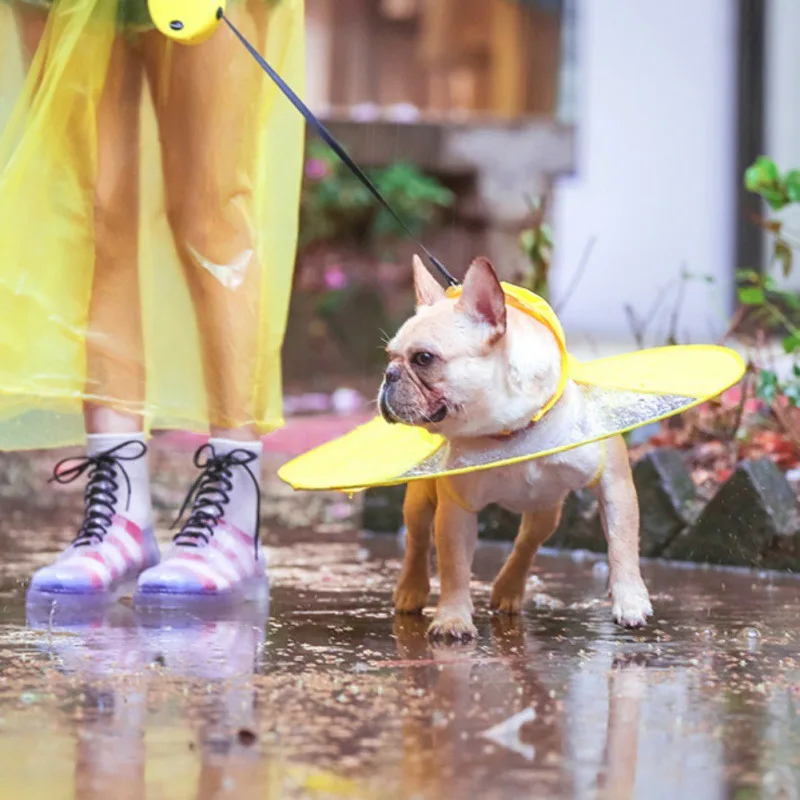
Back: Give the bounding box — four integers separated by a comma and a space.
491, 503, 563, 615
394, 479, 437, 614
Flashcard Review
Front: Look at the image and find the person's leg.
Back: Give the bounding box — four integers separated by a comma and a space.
83, 27, 146, 435
141, 4, 268, 442
13, 7, 146, 436
135, 7, 270, 602
11, 1, 47, 59
21, 12, 159, 601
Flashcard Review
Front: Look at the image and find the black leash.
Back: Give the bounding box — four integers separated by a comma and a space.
218, 9, 459, 288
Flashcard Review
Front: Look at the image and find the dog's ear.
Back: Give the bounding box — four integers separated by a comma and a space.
456, 257, 507, 340
413, 255, 446, 307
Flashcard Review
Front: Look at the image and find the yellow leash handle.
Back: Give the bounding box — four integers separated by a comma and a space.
147, 0, 226, 44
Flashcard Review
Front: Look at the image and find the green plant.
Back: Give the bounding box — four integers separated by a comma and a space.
736, 269, 800, 346
370, 164, 454, 240
299, 141, 453, 252
744, 156, 800, 276
741, 156, 800, 407
518, 195, 554, 299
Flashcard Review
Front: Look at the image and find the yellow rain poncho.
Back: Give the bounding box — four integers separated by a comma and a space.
0, 0, 304, 450
278, 284, 746, 492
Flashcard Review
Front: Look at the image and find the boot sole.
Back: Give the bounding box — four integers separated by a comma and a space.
25, 577, 139, 610
133, 573, 269, 611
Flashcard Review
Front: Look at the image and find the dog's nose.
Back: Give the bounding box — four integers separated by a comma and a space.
384, 363, 402, 384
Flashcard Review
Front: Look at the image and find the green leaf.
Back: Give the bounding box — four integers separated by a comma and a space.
763, 274, 779, 292
784, 382, 800, 407
745, 158, 773, 189
783, 333, 800, 354
738, 286, 765, 305
745, 156, 780, 193
758, 156, 780, 182
786, 169, 800, 203
760, 369, 778, 386
519, 229, 536, 253
736, 268, 760, 284
759, 383, 778, 403
774, 239, 793, 277
757, 369, 779, 404
744, 165, 761, 193
775, 288, 800, 311
763, 189, 789, 211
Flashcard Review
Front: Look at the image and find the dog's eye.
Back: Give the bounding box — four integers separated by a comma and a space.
411, 351, 435, 367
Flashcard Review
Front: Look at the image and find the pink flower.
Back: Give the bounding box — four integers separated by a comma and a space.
324, 264, 348, 290
305, 158, 330, 181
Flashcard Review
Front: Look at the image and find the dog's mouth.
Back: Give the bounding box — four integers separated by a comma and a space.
379, 390, 400, 424
379, 388, 448, 426
424, 405, 448, 424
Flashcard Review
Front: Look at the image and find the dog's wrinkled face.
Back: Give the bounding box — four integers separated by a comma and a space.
379, 256, 562, 439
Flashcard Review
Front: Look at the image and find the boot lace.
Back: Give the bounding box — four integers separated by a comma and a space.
172, 444, 261, 556
50, 440, 146, 547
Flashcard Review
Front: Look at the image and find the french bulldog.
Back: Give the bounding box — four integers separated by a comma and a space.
380, 256, 652, 641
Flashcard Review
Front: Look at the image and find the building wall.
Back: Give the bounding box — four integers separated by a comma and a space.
303, 0, 562, 119
764, 0, 800, 291
551, 0, 738, 345
305, 0, 333, 112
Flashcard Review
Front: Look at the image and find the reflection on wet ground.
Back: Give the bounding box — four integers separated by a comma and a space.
1, 515, 800, 798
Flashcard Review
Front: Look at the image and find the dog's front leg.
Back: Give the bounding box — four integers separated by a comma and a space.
595, 436, 653, 628
394, 480, 436, 614
428, 483, 479, 642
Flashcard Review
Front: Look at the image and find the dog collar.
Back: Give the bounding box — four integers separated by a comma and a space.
489, 419, 538, 440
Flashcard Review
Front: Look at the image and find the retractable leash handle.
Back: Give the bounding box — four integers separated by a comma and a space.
146, 0, 459, 288
147, 0, 224, 45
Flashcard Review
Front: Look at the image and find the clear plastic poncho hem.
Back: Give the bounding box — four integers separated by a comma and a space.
0, 0, 305, 450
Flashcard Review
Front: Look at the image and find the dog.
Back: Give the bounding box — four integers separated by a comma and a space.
379, 256, 653, 641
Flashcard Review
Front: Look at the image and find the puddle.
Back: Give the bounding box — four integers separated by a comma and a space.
0, 502, 799, 798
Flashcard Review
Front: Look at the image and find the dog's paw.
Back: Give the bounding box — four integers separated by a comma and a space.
489, 584, 525, 615
611, 581, 653, 629
427, 609, 477, 643
393, 580, 430, 614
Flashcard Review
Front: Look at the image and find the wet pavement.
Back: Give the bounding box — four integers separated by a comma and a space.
1, 439, 800, 799
1, 525, 800, 798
